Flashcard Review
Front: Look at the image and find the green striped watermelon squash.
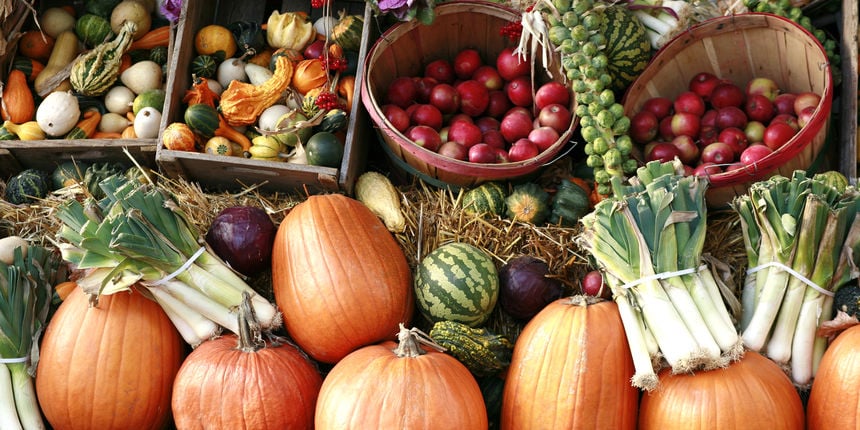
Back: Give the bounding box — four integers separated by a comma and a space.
414, 242, 499, 327
462, 182, 507, 217
602, 5, 652, 93
5, 169, 50, 204
184, 103, 219, 138
331, 12, 364, 52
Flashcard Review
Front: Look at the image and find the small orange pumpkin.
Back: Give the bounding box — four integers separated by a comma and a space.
807, 324, 860, 429
18, 31, 55, 62
162, 122, 198, 151
1, 69, 36, 123
292, 58, 327, 95
194, 24, 236, 58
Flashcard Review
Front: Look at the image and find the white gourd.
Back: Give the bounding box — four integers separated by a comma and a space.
134, 107, 162, 138
36, 91, 80, 136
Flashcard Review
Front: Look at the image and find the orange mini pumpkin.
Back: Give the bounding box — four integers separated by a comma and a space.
162, 122, 198, 151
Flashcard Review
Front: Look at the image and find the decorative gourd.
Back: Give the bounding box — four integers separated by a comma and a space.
17, 31, 54, 62
71, 20, 137, 96
195, 24, 237, 58
11, 56, 45, 82
110, 0, 151, 40
132, 88, 165, 115
133, 107, 161, 138
215, 113, 252, 153
35, 286, 183, 430
330, 12, 364, 52
5, 169, 50, 204
184, 103, 220, 138
3, 120, 45, 140
162, 122, 198, 152
429, 320, 513, 376
64, 109, 102, 139
229, 20, 266, 59
129, 25, 170, 51
75, 13, 114, 47
462, 181, 507, 217
292, 59, 327, 95
414, 242, 499, 327
120, 60, 163, 95
807, 324, 860, 429
638, 351, 804, 429
190, 55, 218, 78
219, 56, 295, 127
52, 160, 91, 189
34, 30, 80, 95
172, 294, 322, 429
315, 324, 488, 429
550, 178, 592, 226
337, 74, 355, 111
305, 131, 344, 167
502, 296, 639, 429
36, 91, 81, 136
0, 124, 17, 140
183, 76, 220, 107
271, 193, 414, 364
266, 10, 315, 50
602, 5, 652, 93
82, 162, 126, 198
506, 182, 551, 224
269, 48, 304, 70
204, 136, 233, 156
317, 108, 348, 133
149, 46, 168, 65
85, 0, 123, 17
354, 171, 406, 233
1, 69, 36, 123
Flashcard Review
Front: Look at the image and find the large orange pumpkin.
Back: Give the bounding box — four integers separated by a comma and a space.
807, 324, 860, 429
36, 285, 183, 430
501, 296, 639, 429
272, 193, 414, 364
638, 351, 804, 429
315, 324, 488, 429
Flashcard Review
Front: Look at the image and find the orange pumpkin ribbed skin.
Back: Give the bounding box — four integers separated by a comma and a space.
807, 324, 860, 429
35, 286, 183, 430
315, 334, 488, 429
272, 194, 414, 364
172, 335, 323, 429
638, 351, 804, 429
501, 297, 638, 429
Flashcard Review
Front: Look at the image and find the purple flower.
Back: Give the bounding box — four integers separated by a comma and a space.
159, 0, 183, 23
377, 0, 411, 12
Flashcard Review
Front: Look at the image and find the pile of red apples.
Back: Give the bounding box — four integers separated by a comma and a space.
380, 47, 573, 164
631, 72, 822, 176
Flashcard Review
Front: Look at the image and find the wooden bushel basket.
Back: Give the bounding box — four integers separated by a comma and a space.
361, 1, 578, 189
623, 13, 833, 208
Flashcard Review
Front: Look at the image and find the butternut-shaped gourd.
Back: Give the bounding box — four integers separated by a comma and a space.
34, 31, 80, 96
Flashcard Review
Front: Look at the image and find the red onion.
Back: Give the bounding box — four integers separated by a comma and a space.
498, 255, 564, 320
205, 206, 275, 276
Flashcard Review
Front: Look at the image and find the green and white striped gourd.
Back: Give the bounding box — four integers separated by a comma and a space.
70, 20, 137, 96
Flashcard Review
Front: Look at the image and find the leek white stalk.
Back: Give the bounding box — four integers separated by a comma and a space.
0, 364, 22, 430
8, 363, 42, 430
148, 284, 221, 347
607, 274, 659, 391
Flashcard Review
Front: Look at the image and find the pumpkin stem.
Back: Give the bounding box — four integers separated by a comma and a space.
567, 294, 605, 307
236, 291, 265, 353
393, 323, 446, 358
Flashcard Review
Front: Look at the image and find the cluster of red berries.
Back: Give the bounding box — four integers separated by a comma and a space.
500, 22, 523, 42
314, 91, 342, 111
311, 0, 331, 8
321, 55, 348, 73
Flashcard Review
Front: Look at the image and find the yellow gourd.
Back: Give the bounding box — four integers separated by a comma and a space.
34, 31, 81, 96
195, 25, 237, 58
266, 11, 315, 50
3, 121, 46, 140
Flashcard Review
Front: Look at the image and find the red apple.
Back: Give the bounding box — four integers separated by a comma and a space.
773, 93, 797, 116
537, 103, 572, 134
508, 138, 540, 162
500, 108, 534, 143
642, 97, 674, 120
693, 162, 722, 177
715, 106, 748, 130
670, 134, 700, 165
724, 162, 746, 173
659, 115, 675, 140
718, 127, 749, 156
505, 75, 533, 107
797, 105, 816, 128
700, 141, 735, 165
468, 143, 498, 163
534, 81, 571, 110
496, 47, 530, 81
381, 104, 410, 132
456, 80, 490, 117
746, 77, 780, 101
670, 112, 701, 138
475, 116, 501, 133
486, 90, 512, 118
454, 48, 483, 80
710, 82, 746, 109
413, 76, 437, 103
744, 120, 766, 143
528, 126, 560, 152
425, 59, 454, 84
793, 92, 821, 116
494, 147, 511, 163
482, 129, 506, 149
740, 143, 774, 165
448, 120, 483, 148
428, 83, 461, 114
406, 125, 442, 152
673, 91, 706, 117
472, 65, 504, 91
771, 113, 799, 131
699, 126, 720, 147
689, 72, 721, 101
437, 140, 468, 160
630, 110, 660, 144
410, 104, 444, 130
646, 142, 681, 163
744, 94, 775, 123
763, 122, 796, 150
386, 77, 418, 108
449, 113, 474, 125
701, 109, 718, 129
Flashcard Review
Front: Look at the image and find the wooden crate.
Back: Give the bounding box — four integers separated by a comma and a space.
0, 1, 162, 179
156, 0, 373, 195
838, 0, 858, 179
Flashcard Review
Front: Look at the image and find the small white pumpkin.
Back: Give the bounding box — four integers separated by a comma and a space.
36, 91, 80, 136
121, 61, 163, 94
104, 86, 136, 114
258, 105, 291, 131
217, 58, 247, 89
0, 236, 28, 265
134, 107, 162, 139
314, 16, 338, 38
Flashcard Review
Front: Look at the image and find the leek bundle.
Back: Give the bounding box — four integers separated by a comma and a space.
577, 159, 741, 391
53, 174, 281, 347
732, 171, 860, 386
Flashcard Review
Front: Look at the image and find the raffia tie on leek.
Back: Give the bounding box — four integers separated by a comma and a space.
53, 174, 281, 347
0, 245, 61, 430
577, 159, 742, 391
732, 171, 860, 386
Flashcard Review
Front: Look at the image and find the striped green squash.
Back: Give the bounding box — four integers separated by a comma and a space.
331, 13, 364, 52
183, 103, 219, 139
602, 6, 652, 93
414, 242, 499, 327
5, 169, 50, 204
70, 20, 137, 96
462, 182, 507, 217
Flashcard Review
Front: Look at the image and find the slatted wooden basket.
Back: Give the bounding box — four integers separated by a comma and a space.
623, 13, 833, 208
361, 0, 578, 189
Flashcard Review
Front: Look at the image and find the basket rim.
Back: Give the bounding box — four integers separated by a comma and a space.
622, 12, 834, 188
